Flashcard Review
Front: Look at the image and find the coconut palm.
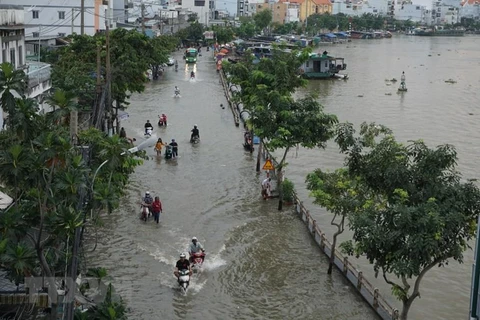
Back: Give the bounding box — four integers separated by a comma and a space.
0, 241, 36, 285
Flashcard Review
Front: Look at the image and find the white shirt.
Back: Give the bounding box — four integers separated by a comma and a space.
262, 178, 271, 190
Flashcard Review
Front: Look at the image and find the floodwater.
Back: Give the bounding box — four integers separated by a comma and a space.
87, 35, 480, 320
86, 50, 377, 319
287, 34, 480, 320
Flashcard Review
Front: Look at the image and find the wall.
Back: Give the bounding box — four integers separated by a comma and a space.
181, 0, 210, 24
395, 4, 426, 22
0, 0, 106, 38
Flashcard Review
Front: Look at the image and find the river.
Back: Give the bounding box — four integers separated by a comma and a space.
87, 35, 480, 320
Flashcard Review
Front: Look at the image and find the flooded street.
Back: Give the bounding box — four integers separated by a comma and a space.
88, 35, 480, 319
86, 50, 377, 319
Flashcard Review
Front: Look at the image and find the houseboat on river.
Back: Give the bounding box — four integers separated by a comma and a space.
299, 51, 348, 79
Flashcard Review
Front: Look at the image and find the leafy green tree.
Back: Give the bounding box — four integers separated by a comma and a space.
332, 122, 480, 320
254, 9, 272, 34
212, 26, 235, 44
236, 22, 256, 39
225, 48, 337, 210
0, 64, 143, 319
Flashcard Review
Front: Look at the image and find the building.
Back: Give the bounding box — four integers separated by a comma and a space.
0, 5, 52, 127
332, 0, 386, 17
0, 0, 114, 39
395, 2, 428, 22
460, 0, 480, 20
0, 5, 26, 70
431, 0, 461, 24
297, 0, 333, 22
256, 2, 288, 24
180, 0, 211, 24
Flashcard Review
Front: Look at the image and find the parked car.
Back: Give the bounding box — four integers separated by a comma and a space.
167, 57, 175, 66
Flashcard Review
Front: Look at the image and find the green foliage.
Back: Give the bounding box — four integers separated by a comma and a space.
254, 9, 273, 32
50, 30, 176, 111
177, 22, 204, 42
332, 122, 480, 318
0, 65, 143, 291
212, 26, 235, 44
75, 283, 127, 320
236, 22, 257, 39
282, 179, 295, 202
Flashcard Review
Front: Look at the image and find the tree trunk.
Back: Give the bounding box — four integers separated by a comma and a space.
37, 248, 58, 320
328, 215, 345, 275
277, 167, 283, 211
256, 140, 263, 172
400, 298, 414, 320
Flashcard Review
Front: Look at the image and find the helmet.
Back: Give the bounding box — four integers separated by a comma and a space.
180, 253, 186, 258
194, 125, 197, 129
172, 139, 175, 142
145, 191, 150, 195
192, 237, 197, 241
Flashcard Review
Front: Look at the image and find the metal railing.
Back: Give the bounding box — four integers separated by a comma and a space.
263, 148, 399, 320
220, 67, 399, 320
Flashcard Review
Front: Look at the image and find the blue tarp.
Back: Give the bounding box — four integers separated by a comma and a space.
324, 33, 337, 38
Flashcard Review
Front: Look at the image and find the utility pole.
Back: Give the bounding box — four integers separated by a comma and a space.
470, 215, 480, 320
38, 25, 41, 62
81, 0, 85, 35
141, 1, 146, 34
71, 8, 74, 34
106, 24, 112, 136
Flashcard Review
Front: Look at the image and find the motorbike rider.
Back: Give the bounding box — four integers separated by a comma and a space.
174, 253, 192, 280
169, 139, 178, 158
190, 125, 200, 142
174, 60, 178, 71
190, 71, 195, 78
189, 237, 205, 263
174, 86, 180, 96
144, 120, 153, 134
142, 191, 154, 215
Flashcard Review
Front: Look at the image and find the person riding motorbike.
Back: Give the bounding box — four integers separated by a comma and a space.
189, 237, 205, 263
158, 113, 167, 126
190, 125, 200, 142
190, 71, 195, 78
142, 191, 154, 217
174, 253, 192, 281
174, 86, 180, 96
144, 120, 153, 134
174, 61, 178, 71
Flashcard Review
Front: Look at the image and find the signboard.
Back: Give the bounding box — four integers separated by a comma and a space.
262, 159, 275, 171
204, 31, 214, 39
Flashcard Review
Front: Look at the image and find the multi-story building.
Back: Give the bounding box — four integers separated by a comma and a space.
460, 0, 480, 20
332, 0, 386, 17
256, 1, 288, 24
395, 2, 428, 22
181, 0, 211, 24
285, 1, 301, 22
431, 0, 461, 24
0, 5, 52, 127
297, 0, 333, 22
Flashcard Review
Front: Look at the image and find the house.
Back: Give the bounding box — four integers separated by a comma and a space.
460, 0, 480, 20
256, 2, 289, 24
0, 5, 52, 128
298, 0, 333, 22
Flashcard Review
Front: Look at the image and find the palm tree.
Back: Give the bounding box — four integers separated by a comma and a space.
0, 241, 36, 286
45, 88, 78, 126
0, 62, 27, 128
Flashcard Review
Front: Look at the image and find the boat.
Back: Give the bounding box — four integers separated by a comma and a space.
299, 51, 348, 80
413, 26, 465, 36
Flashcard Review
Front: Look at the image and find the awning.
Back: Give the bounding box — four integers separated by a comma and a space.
324, 33, 337, 38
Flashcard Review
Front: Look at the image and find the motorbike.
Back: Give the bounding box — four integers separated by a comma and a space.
190, 135, 200, 144
158, 115, 167, 126
175, 64, 178, 72
141, 204, 150, 221
145, 127, 153, 137
165, 145, 173, 160
190, 72, 195, 79
178, 269, 190, 293
174, 89, 180, 98
190, 252, 205, 272
243, 133, 254, 152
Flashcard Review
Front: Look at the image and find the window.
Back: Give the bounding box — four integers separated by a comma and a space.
32, 10, 39, 19
194, 0, 205, 6
2, 49, 6, 63
58, 11, 65, 19
18, 46, 23, 66
9, 48, 15, 68
33, 32, 39, 37
58, 33, 66, 37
